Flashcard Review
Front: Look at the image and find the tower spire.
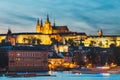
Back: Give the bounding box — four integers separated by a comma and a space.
36, 18, 40, 33
37, 18, 40, 25
46, 14, 50, 23
41, 19, 43, 27
97, 28, 103, 37
7, 28, 12, 35
53, 19, 56, 27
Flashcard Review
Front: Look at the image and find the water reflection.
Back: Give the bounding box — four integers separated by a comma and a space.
100, 73, 110, 77
0, 71, 120, 80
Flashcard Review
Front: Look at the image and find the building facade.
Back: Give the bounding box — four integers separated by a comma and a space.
0, 15, 86, 45
8, 47, 49, 72
36, 15, 69, 34
0, 16, 120, 48
83, 29, 120, 48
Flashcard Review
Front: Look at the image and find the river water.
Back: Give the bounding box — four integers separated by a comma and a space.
0, 71, 120, 80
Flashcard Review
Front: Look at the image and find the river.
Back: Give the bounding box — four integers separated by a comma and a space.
0, 71, 120, 80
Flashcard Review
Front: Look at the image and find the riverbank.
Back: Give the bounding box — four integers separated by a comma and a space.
0, 72, 56, 77
1, 66, 120, 77
72, 66, 120, 74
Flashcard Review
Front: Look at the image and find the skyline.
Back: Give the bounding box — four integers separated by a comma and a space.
0, 0, 120, 35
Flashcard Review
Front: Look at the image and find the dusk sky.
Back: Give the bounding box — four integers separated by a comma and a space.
0, 0, 120, 35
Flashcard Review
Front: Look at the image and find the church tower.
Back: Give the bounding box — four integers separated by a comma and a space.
36, 18, 40, 33
5, 29, 12, 42
97, 28, 103, 37
5, 29, 16, 45
43, 15, 52, 34
36, 18, 42, 33
53, 19, 56, 27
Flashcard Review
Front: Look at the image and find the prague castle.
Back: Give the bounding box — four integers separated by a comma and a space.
36, 15, 69, 34
0, 15, 120, 48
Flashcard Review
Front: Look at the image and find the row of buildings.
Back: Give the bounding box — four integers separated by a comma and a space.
0, 15, 120, 48
0, 45, 79, 72
0, 46, 50, 72
0, 15, 119, 72
0, 44, 117, 72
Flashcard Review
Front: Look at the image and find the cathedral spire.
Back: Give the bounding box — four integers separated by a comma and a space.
36, 18, 40, 33
41, 19, 43, 27
97, 28, 103, 37
7, 28, 12, 35
46, 14, 50, 23
37, 18, 40, 25
53, 19, 56, 27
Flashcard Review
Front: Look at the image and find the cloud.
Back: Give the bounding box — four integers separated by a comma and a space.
0, 0, 120, 35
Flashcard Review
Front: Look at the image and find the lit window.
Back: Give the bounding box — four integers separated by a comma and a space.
17, 53, 21, 56
16, 58, 21, 61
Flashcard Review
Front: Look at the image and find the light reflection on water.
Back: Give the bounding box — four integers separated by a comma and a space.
0, 71, 120, 80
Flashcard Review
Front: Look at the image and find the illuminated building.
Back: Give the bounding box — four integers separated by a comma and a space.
97, 28, 103, 37
36, 15, 69, 34
48, 52, 77, 70
8, 46, 49, 72
0, 15, 86, 46
0, 15, 120, 48
84, 29, 120, 48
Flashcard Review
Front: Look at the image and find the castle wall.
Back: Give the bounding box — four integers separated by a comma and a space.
0, 35, 6, 43
84, 36, 120, 48
16, 34, 52, 45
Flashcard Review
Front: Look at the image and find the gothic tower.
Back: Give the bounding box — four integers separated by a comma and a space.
97, 28, 103, 37
36, 18, 41, 33
5, 29, 16, 45
5, 29, 12, 42
53, 19, 56, 27
43, 15, 52, 34
36, 18, 43, 33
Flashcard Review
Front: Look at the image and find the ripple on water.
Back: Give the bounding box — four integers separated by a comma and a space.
0, 72, 120, 80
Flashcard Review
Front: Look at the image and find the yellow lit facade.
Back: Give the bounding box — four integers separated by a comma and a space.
48, 57, 78, 70
84, 36, 120, 48
54, 45, 68, 52
83, 29, 120, 48
36, 15, 53, 34
0, 15, 86, 45
0, 35, 6, 43
36, 15, 68, 34
48, 58, 64, 70
0, 15, 120, 48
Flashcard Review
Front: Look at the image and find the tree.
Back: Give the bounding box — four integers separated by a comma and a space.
66, 39, 75, 46
88, 48, 100, 66
90, 41, 95, 47
32, 38, 36, 45
113, 47, 120, 65
23, 38, 27, 44
37, 39, 41, 45
1, 39, 12, 46
98, 41, 102, 47
51, 38, 58, 45
73, 52, 85, 67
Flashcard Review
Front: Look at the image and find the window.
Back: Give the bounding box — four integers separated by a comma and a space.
16, 58, 21, 61
17, 53, 21, 56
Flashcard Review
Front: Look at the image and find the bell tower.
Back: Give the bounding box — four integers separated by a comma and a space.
97, 28, 103, 37
43, 15, 52, 34
36, 18, 41, 33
